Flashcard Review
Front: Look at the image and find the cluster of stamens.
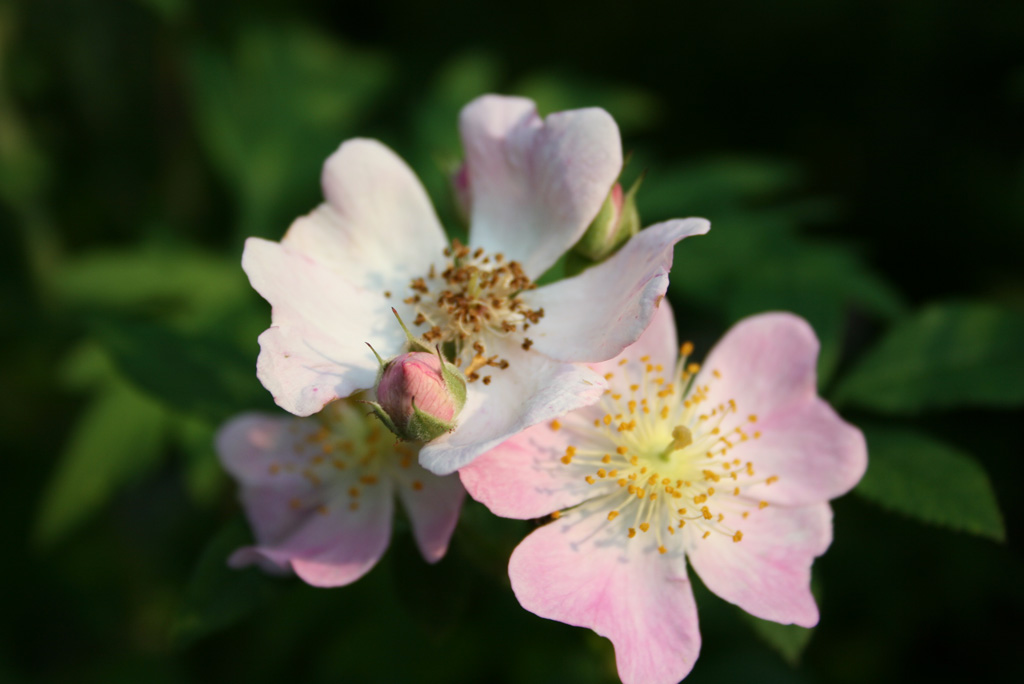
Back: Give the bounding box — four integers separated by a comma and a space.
548, 343, 779, 555
265, 399, 423, 516
384, 240, 544, 383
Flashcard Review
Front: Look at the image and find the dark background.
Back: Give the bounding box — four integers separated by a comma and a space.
2, 0, 1021, 682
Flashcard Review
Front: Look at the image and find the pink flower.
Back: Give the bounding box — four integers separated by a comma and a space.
460, 303, 867, 684
372, 350, 467, 442
242, 94, 709, 475
217, 398, 465, 587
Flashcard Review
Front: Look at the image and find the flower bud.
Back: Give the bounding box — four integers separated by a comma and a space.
370, 351, 467, 443
573, 176, 642, 262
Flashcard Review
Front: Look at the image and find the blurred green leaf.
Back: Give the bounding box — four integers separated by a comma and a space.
51, 246, 248, 328
175, 415, 227, 507
96, 317, 270, 422
856, 424, 1005, 541
34, 379, 166, 547
187, 23, 392, 238
835, 302, 1024, 413
390, 529, 473, 637
172, 517, 279, 647
745, 615, 814, 666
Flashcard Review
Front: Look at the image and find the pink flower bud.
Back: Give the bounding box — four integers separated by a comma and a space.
374, 352, 466, 442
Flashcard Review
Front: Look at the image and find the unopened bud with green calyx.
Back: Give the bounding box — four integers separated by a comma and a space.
368, 350, 467, 443
573, 175, 643, 262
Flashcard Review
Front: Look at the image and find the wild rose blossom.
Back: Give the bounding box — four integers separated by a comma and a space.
242, 94, 709, 475
217, 398, 464, 586
460, 303, 867, 684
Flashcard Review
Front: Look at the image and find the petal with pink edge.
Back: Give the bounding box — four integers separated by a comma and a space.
282, 138, 447, 292
698, 313, 821, 419
510, 512, 701, 684
243, 238, 406, 416
460, 95, 623, 278
216, 412, 395, 587
686, 501, 831, 627
459, 420, 594, 520
419, 342, 607, 475
394, 467, 466, 564
734, 398, 867, 506
525, 219, 709, 363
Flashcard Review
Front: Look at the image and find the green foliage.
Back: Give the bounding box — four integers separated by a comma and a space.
836, 302, 1024, 413
856, 424, 1004, 541
171, 518, 280, 647
187, 23, 393, 238
745, 615, 814, 666
34, 378, 166, 547
96, 317, 270, 422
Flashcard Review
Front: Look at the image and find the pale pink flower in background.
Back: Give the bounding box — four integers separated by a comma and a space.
460, 303, 867, 684
242, 94, 709, 475
217, 398, 464, 587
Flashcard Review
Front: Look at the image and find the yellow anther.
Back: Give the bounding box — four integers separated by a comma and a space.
748, 414, 758, 423
733, 531, 743, 542
717, 513, 724, 522
608, 511, 619, 521
742, 511, 750, 519
766, 475, 779, 485
601, 454, 612, 464
609, 469, 618, 477
693, 494, 707, 504
618, 358, 628, 366
640, 355, 650, 362
687, 363, 700, 374
617, 446, 629, 455
702, 531, 710, 539
660, 406, 670, 419
733, 487, 740, 496
677, 508, 687, 515
585, 475, 595, 485
597, 469, 607, 478
604, 372, 614, 380
630, 384, 640, 392
658, 545, 667, 555
680, 342, 694, 357
360, 475, 378, 485
412, 481, 424, 491
550, 419, 561, 431
712, 369, 722, 379
617, 478, 627, 487
560, 454, 572, 465
701, 506, 712, 520
349, 487, 360, 498
627, 527, 637, 538
759, 501, 769, 509
603, 414, 613, 426
551, 510, 562, 519
639, 522, 650, 532
565, 446, 577, 456
628, 400, 637, 413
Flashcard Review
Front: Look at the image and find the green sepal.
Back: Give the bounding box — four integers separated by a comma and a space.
438, 347, 467, 413
390, 307, 432, 353
573, 174, 644, 262
405, 399, 457, 442
364, 400, 401, 438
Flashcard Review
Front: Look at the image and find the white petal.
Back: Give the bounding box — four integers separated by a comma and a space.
243, 238, 408, 416
420, 342, 607, 475
460, 95, 623, 278
283, 139, 447, 291
525, 219, 709, 363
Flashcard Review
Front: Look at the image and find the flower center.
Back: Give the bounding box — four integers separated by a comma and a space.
549, 344, 779, 555
266, 398, 423, 515
384, 240, 544, 383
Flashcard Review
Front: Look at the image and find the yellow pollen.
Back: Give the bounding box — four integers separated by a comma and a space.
748, 414, 758, 423
639, 522, 650, 532
759, 501, 769, 509
658, 545, 667, 555
609, 469, 619, 477
618, 358, 628, 366
551, 510, 562, 519
604, 372, 614, 380
602, 454, 612, 464
550, 419, 561, 431
733, 531, 743, 542
702, 531, 710, 539
660, 406, 670, 419
585, 475, 595, 485
628, 528, 636, 538
597, 469, 607, 478
766, 475, 779, 485
680, 342, 694, 356
712, 369, 722, 379
565, 446, 577, 457
617, 446, 629, 455
603, 414, 612, 426
742, 511, 750, 519
608, 511, 619, 521
701, 506, 712, 520
630, 384, 640, 392
687, 363, 700, 374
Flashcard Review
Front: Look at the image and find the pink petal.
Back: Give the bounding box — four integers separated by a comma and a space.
686, 502, 831, 627
589, 297, 679, 381
698, 313, 867, 505
698, 312, 820, 419
737, 398, 867, 506
510, 513, 701, 684
419, 341, 607, 475
243, 238, 405, 416
524, 219, 709, 363
283, 138, 447, 291
394, 466, 466, 563
459, 420, 594, 519
460, 95, 623, 278
216, 413, 395, 587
